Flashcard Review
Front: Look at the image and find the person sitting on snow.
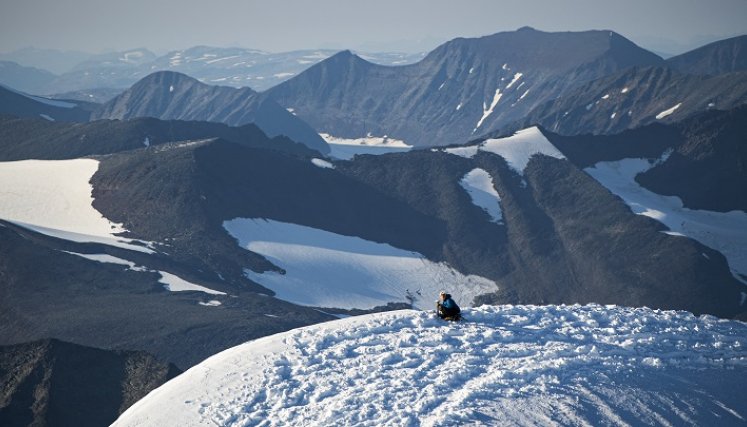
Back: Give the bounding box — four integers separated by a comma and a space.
437, 291, 461, 321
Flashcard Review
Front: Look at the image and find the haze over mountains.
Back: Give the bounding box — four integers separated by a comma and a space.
1, 26, 746, 425
0, 46, 426, 96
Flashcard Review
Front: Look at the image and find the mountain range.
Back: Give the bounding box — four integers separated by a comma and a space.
1, 26, 746, 426
267, 29, 747, 146
0, 46, 425, 96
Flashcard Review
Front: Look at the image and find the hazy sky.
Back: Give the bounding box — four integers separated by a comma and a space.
1, 0, 746, 55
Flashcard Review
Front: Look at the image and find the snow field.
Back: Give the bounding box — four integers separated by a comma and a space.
656, 103, 682, 119
0, 159, 154, 253
443, 127, 566, 177
113, 305, 747, 427
223, 218, 496, 310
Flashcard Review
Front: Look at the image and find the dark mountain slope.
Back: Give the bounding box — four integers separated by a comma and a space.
267, 27, 662, 147
666, 34, 747, 75
545, 106, 747, 213
0, 115, 319, 161
636, 106, 747, 212
0, 339, 179, 427
0, 221, 334, 368
337, 148, 742, 317
509, 66, 747, 136
92, 71, 329, 153
0, 84, 90, 123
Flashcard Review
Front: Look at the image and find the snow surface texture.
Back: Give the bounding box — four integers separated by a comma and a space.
0, 159, 153, 253
460, 168, 503, 223
114, 305, 747, 427
443, 127, 566, 178
223, 218, 496, 310
320, 133, 412, 160
585, 157, 747, 284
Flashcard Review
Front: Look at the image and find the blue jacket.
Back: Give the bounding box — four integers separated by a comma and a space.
439, 295, 460, 317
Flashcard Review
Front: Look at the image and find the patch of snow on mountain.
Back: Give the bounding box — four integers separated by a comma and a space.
506, 72, 523, 89
311, 158, 335, 169
656, 103, 682, 119
0, 159, 154, 253
480, 127, 566, 176
320, 133, 411, 160
460, 168, 503, 223
585, 157, 747, 281
475, 88, 502, 131
443, 145, 479, 158
63, 251, 146, 271
274, 72, 295, 78
112, 305, 747, 427
143, 137, 150, 147
621, 87, 629, 93
602, 94, 610, 100
39, 114, 54, 121
159, 271, 226, 295
519, 89, 530, 100
455, 102, 462, 111
611, 112, 617, 119
199, 300, 222, 307
223, 218, 496, 310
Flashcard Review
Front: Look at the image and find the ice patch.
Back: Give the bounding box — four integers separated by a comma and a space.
656, 103, 682, 120
223, 218, 496, 310
460, 168, 503, 223
199, 300, 222, 307
320, 133, 411, 160
159, 271, 226, 295
585, 156, 747, 280
506, 72, 523, 89
443, 145, 479, 158
311, 158, 335, 169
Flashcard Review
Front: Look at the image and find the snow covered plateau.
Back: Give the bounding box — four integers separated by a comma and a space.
114, 304, 747, 426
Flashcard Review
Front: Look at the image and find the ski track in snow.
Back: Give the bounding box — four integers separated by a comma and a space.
113, 305, 747, 427
585, 157, 747, 282
223, 218, 496, 310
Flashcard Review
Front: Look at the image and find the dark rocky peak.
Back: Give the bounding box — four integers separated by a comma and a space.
424, 27, 662, 73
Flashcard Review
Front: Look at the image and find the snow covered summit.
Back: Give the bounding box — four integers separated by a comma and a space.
114, 305, 747, 426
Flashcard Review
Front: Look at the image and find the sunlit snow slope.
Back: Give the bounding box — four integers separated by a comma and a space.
0, 159, 153, 252
114, 305, 747, 427
224, 218, 496, 310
